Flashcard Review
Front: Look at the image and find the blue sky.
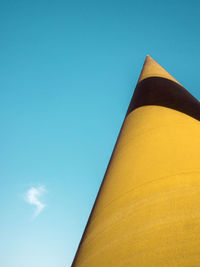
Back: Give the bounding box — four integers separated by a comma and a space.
1, 0, 200, 266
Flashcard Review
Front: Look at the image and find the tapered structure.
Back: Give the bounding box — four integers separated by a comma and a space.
72, 56, 200, 267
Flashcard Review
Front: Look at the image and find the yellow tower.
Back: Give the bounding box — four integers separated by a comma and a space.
72, 56, 200, 267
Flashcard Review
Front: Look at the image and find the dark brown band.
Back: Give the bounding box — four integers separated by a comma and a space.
127, 77, 200, 121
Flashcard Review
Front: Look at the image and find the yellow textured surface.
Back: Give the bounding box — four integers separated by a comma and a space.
138, 56, 180, 85
73, 106, 200, 267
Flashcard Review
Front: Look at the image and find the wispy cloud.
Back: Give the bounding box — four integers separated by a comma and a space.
25, 186, 46, 217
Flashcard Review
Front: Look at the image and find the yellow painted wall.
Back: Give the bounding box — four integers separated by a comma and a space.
138, 55, 180, 85
73, 105, 200, 266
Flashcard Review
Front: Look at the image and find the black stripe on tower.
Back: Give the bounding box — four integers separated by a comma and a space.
127, 77, 200, 121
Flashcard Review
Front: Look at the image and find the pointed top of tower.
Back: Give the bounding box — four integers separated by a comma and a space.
126, 56, 200, 121
138, 55, 180, 85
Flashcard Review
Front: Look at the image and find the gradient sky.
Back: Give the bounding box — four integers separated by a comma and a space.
1, 0, 200, 266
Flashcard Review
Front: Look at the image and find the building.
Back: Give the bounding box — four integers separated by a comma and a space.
72, 56, 200, 267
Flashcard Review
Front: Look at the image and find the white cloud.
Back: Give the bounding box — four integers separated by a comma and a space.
25, 186, 46, 217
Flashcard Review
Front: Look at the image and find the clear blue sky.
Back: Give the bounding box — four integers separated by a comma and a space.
1, 0, 200, 266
